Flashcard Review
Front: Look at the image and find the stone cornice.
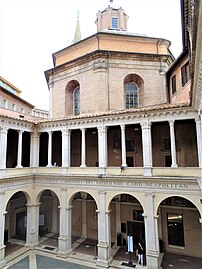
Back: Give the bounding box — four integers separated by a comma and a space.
37, 103, 198, 131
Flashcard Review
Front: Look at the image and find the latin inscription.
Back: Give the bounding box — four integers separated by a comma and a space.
68, 179, 189, 189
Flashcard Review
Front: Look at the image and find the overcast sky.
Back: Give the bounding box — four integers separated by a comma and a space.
0, 0, 182, 111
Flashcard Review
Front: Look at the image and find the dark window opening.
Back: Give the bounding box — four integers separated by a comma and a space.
181, 62, 190, 86
167, 213, 185, 247
171, 75, 176, 94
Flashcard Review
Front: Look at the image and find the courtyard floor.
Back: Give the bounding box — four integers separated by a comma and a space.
3, 235, 202, 269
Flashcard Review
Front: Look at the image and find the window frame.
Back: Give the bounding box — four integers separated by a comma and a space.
112, 17, 118, 29
124, 82, 139, 109
171, 74, 176, 94
181, 61, 190, 86
73, 86, 80, 115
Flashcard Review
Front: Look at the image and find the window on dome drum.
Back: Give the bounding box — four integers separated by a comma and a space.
125, 82, 138, 109
112, 17, 118, 29
171, 75, 176, 94
181, 61, 190, 86
167, 213, 185, 247
74, 86, 80, 115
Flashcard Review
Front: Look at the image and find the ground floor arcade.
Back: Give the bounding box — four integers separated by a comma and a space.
0, 176, 201, 269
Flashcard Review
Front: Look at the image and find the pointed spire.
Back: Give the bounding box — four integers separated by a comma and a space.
73, 10, 81, 43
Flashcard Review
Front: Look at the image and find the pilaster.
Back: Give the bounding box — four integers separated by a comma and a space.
144, 193, 159, 269
96, 191, 112, 267
25, 203, 40, 248
0, 128, 8, 169
58, 188, 72, 257
0, 192, 6, 268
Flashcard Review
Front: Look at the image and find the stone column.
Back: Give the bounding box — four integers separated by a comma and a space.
169, 120, 178, 167
195, 118, 202, 168
97, 126, 108, 175
80, 128, 87, 167
0, 128, 8, 169
0, 192, 6, 268
58, 188, 72, 257
115, 201, 121, 238
81, 198, 87, 239
96, 191, 112, 267
16, 130, 24, 168
120, 124, 127, 167
144, 193, 159, 269
25, 203, 40, 248
47, 131, 52, 167
30, 131, 40, 167
62, 129, 71, 167
141, 121, 152, 176
52, 195, 58, 233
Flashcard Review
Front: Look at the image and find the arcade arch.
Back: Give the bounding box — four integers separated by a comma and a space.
5, 191, 29, 246
157, 195, 201, 258
71, 192, 98, 247
108, 193, 145, 262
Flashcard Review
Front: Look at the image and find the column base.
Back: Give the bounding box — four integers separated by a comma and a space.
25, 242, 39, 249
96, 257, 112, 268
57, 248, 72, 258
144, 167, 152, 176
171, 164, 178, 167
146, 250, 159, 269
80, 164, 87, 167
16, 165, 23, 168
98, 167, 106, 176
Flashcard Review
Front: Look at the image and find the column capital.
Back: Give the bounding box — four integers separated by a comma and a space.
120, 124, 125, 130
0, 127, 8, 133
97, 126, 108, 132
26, 203, 41, 207
62, 129, 70, 135
169, 120, 175, 126
141, 120, 151, 129
145, 192, 155, 198
17, 129, 24, 134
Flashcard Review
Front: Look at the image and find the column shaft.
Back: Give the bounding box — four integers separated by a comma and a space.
169, 120, 178, 167
97, 126, 107, 173
121, 124, 127, 167
0, 128, 8, 169
141, 121, 152, 176
196, 118, 202, 168
47, 131, 52, 167
62, 129, 71, 167
16, 130, 23, 168
30, 131, 40, 167
80, 128, 86, 167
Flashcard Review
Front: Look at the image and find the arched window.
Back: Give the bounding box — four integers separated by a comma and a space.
124, 82, 138, 109
73, 86, 80, 115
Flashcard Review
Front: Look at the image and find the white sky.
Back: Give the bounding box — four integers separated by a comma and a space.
0, 0, 182, 111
